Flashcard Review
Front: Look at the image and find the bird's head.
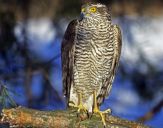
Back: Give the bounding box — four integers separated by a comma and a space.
80, 2, 109, 20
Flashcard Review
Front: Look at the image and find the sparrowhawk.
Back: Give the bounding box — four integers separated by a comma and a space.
62, 2, 122, 126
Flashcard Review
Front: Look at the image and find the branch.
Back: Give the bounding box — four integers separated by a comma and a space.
0, 106, 150, 128
137, 99, 163, 122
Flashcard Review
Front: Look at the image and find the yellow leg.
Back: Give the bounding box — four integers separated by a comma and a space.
93, 91, 111, 127
69, 93, 88, 113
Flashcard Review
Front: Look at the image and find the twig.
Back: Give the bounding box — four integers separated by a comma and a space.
137, 99, 163, 122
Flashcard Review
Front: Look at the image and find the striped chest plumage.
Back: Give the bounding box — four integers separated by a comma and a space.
62, 3, 122, 113
73, 17, 114, 101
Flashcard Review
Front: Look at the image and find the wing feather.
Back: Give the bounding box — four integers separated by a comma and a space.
97, 24, 122, 106
61, 20, 78, 104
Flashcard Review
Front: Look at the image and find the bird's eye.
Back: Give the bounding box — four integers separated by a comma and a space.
90, 7, 97, 13
81, 8, 86, 12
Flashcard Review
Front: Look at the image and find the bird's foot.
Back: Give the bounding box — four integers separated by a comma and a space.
69, 102, 88, 113
92, 90, 111, 127
93, 107, 111, 127
69, 93, 88, 114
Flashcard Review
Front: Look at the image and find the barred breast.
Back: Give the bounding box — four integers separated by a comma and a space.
73, 17, 114, 101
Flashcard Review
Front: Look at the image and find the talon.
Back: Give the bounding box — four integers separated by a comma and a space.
69, 93, 88, 114
92, 91, 111, 127
69, 101, 76, 107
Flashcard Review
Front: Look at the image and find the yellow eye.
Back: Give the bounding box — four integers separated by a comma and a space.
81, 8, 85, 12
90, 7, 97, 13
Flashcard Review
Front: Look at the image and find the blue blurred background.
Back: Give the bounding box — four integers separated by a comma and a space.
0, 0, 163, 127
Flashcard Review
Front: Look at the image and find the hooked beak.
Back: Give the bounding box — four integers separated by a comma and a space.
80, 12, 90, 20
80, 12, 84, 20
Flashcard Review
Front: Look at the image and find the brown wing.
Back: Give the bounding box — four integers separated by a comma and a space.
61, 20, 78, 104
97, 24, 122, 106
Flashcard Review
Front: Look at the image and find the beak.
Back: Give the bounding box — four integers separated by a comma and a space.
80, 12, 90, 20
80, 12, 84, 20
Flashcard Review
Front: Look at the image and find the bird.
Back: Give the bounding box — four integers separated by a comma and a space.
61, 2, 122, 126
